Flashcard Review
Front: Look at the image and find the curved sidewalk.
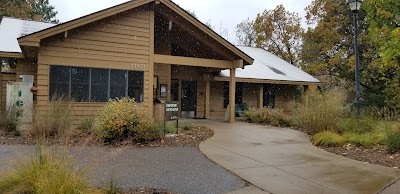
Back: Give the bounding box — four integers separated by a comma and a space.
197, 120, 400, 194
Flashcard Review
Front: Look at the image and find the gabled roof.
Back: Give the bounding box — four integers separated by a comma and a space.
17, 0, 253, 65
0, 17, 55, 57
219, 46, 321, 85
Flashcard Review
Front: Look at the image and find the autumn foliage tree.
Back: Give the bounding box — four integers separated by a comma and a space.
0, 0, 58, 23
253, 5, 303, 65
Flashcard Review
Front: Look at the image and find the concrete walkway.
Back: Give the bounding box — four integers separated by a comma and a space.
193, 120, 400, 194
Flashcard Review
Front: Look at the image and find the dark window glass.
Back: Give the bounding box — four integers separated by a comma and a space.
49, 66, 70, 99
171, 79, 179, 101
263, 84, 276, 108
49, 83, 69, 99
128, 71, 144, 102
91, 69, 109, 102
49, 66, 144, 103
110, 70, 127, 99
71, 67, 89, 101
223, 82, 243, 108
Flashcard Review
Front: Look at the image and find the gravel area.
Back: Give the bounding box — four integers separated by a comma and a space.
0, 125, 244, 193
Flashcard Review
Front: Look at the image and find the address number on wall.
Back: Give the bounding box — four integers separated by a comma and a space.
131, 64, 146, 69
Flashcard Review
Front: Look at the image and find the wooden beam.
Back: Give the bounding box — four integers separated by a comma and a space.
228, 68, 236, 123
259, 84, 263, 108
18, 40, 40, 47
154, 54, 233, 69
148, 7, 155, 117
233, 59, 244, 68
0, 52, 24, 58
214, 76, 323, 86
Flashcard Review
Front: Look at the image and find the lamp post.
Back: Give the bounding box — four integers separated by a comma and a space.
348, 0, 362, 117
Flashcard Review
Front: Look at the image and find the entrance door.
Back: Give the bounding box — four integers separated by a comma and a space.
181, 80, 197, 118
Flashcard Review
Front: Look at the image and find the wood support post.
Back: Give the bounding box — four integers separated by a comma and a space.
229, 68, 236, 123
148, 8, 155, 117
204, 79, 210, 119
259, 84, 264, 108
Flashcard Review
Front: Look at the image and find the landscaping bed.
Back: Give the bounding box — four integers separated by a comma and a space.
321, 144, 400, 169
0, 126, 214, 148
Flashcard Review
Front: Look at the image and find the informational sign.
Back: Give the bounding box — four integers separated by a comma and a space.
165, 101, 179, 121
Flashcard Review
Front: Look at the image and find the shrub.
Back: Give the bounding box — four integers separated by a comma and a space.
32, 95, 72, 138
312, 131, 346, 147
244, 107, 291, 127
0, 145, 93, 193
340, 117, 378, 134
343, 132, 383, 148
0, 105, 21, 133
383, 127, 400, 154
94, 97, 157, 144
293, 89, 346, 134
77, 118, 94, 134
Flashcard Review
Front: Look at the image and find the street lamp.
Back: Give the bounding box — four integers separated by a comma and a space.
348, 0, 362, 117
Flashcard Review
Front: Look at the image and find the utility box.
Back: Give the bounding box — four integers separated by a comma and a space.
6, 75, 34, 123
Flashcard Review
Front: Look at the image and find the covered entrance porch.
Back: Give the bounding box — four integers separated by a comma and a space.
150, 3, 252, 123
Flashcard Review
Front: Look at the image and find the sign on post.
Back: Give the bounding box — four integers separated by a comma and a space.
164, 101, 179, 134
165, 101, 179, 121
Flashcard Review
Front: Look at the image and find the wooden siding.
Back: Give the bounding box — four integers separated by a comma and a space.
36, 7, 152, 121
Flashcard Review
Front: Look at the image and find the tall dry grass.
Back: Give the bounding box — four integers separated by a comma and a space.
0, 144, 101, 194
292, 89, 346, 134
32, 95, 73, 138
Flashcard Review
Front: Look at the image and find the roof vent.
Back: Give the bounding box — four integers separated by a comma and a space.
267, 66, 286, 75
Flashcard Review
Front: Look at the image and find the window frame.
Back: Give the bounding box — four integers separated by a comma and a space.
49, 65, 144, 103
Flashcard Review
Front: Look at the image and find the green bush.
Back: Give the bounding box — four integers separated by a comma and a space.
383, 127, 400, 154
312, 131, 346, 147
293, 89, 345, 134
343, 132, 383, 148
244, 107, 291, 127
94, 97, 158, 144
32, 95, 72, 138
340, 117, 378, 134
0, 145, 95, 193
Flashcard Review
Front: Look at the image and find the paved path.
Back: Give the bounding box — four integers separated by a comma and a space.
0, 145, 244, 194
194, 120, 400, 194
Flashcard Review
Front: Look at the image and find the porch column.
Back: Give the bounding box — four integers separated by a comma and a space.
259, 84, 263, 108
204, 79, 210, 118
229, 68, 236, 123
304, 85, 309, 108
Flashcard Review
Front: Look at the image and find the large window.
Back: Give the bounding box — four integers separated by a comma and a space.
223, 82, 244, 108
49, 65, 144, 102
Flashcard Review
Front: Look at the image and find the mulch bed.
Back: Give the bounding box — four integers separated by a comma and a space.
320, 144, 400, 169
0, 126, 214, 148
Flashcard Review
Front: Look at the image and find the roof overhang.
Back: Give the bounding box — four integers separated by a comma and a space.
0, 52, 24, 58
17, 0, 253, 65
214, 76, 323, 86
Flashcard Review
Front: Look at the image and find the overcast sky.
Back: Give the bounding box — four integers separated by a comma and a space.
48, 0, 312, 44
